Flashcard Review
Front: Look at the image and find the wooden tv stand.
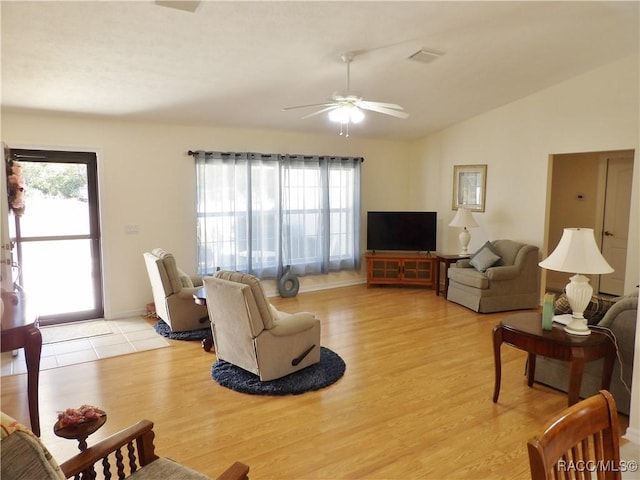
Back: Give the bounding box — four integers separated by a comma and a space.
365, 252, 436, 288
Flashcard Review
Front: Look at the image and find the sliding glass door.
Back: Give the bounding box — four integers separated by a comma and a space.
9, 149, 103, 325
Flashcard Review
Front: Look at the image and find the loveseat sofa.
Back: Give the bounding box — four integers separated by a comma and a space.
446, 240, 540, 313
534, 290, 638, 415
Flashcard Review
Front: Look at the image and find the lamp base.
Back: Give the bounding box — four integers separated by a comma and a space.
564, 317, 591, 336
458, 228, 471, 255
564, 273, 593, 336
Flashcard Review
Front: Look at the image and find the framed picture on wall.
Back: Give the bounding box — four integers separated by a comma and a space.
452, 164, 487, 212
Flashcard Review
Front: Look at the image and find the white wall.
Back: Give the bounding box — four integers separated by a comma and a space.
412, 54, 639, 293
1, 113, 415, 315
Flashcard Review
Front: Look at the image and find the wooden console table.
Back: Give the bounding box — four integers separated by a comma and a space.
1, 291, 42, 436
365, 252, 436, 288
492, 312, 615, 407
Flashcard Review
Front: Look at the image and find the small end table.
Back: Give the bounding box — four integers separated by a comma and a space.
492, 312, 615, 406
54, 414, 107, 451
193, 286, 214, 352
435, 254, 470, 297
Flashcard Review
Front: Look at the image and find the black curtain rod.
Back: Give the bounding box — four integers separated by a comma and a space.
189, 150, 364, 163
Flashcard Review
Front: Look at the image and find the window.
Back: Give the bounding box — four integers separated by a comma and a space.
195, 152, 362, 279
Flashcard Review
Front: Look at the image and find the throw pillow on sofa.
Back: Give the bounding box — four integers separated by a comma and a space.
553, 293, 616, 324
469, 244, 501, 272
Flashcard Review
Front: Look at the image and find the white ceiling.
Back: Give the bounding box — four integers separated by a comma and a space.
1, 1, 638, 140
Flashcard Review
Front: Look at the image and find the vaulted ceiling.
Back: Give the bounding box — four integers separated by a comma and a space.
2, 1, 638, 140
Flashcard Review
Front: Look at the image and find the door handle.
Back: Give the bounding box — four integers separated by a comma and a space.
604, 231, 614, 236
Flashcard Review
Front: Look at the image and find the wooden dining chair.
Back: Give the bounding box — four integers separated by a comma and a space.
527, 390, 621, 480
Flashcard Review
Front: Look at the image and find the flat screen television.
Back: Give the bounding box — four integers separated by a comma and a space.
367, 211, 437, 253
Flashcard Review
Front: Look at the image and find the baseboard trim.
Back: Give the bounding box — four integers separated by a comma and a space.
106, 309, 147, 320
623, 426, 640, 444
298, 279, 366, 294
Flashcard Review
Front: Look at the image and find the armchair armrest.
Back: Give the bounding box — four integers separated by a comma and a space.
270, 311, 319, 336
217, 461, 250, 480
59, 420, 249, 480
59, 420, 158, 479
485, 265, 520, 281
455, 259, 472, 268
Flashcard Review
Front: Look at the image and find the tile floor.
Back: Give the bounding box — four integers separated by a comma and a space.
1, 317, 169, 376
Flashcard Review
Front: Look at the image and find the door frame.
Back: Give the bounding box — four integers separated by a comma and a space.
542, 149, 634, 296
9, 148, 104, 324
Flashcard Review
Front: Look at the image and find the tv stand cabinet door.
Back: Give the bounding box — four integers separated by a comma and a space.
401, 259, 435, 286
367, 257, 401, 285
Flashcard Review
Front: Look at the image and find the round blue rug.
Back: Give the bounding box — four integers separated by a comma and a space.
154, 319, 210, 341
211, 347, 345, 395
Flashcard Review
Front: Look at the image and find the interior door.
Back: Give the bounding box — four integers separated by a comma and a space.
9, 149, 103, 325
599, 154, 633, 296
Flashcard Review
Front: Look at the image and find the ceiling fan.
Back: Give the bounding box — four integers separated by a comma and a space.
282, 52, 409, 135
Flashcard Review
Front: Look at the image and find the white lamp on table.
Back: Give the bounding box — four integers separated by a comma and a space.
538, 228, 613, 336
448, 207, 479, 255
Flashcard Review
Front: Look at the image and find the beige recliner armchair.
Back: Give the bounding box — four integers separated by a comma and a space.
204, 270, 321, 381
447, 240, 540, 313
143, 248, 209, 332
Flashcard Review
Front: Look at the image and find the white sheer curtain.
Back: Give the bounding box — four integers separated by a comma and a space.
195, 151, 361, 279
280, 155, 361, 275
196, 152, 280, 278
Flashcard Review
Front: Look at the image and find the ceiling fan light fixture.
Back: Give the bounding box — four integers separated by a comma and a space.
329, 105, 364, 124
350, 106, 365, 124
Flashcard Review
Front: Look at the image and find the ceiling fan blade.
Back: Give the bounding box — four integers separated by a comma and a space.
358, 100, 405, 110
359, 103, 410, 119
155, 1, 200, 12
301, 105, 340, 119
282, 102, 336, 111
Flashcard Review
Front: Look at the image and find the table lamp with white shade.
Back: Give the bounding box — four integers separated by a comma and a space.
449, 207, 479, 255
538, 228, 613, 336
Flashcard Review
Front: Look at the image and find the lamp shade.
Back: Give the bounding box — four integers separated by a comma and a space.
538, 228, 613, 274
448, 207, 479, 228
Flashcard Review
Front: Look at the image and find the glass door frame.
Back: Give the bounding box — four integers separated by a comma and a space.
10, 148, 103, 325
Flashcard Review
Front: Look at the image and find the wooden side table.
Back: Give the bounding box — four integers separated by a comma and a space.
54, 414, 107, 451
435, 254, 470, 297
1, 291, 41, 436
193, 286, 214, 352
492, 312, 615, 406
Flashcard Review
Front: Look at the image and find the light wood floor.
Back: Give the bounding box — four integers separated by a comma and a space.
1, 285, 630, 479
